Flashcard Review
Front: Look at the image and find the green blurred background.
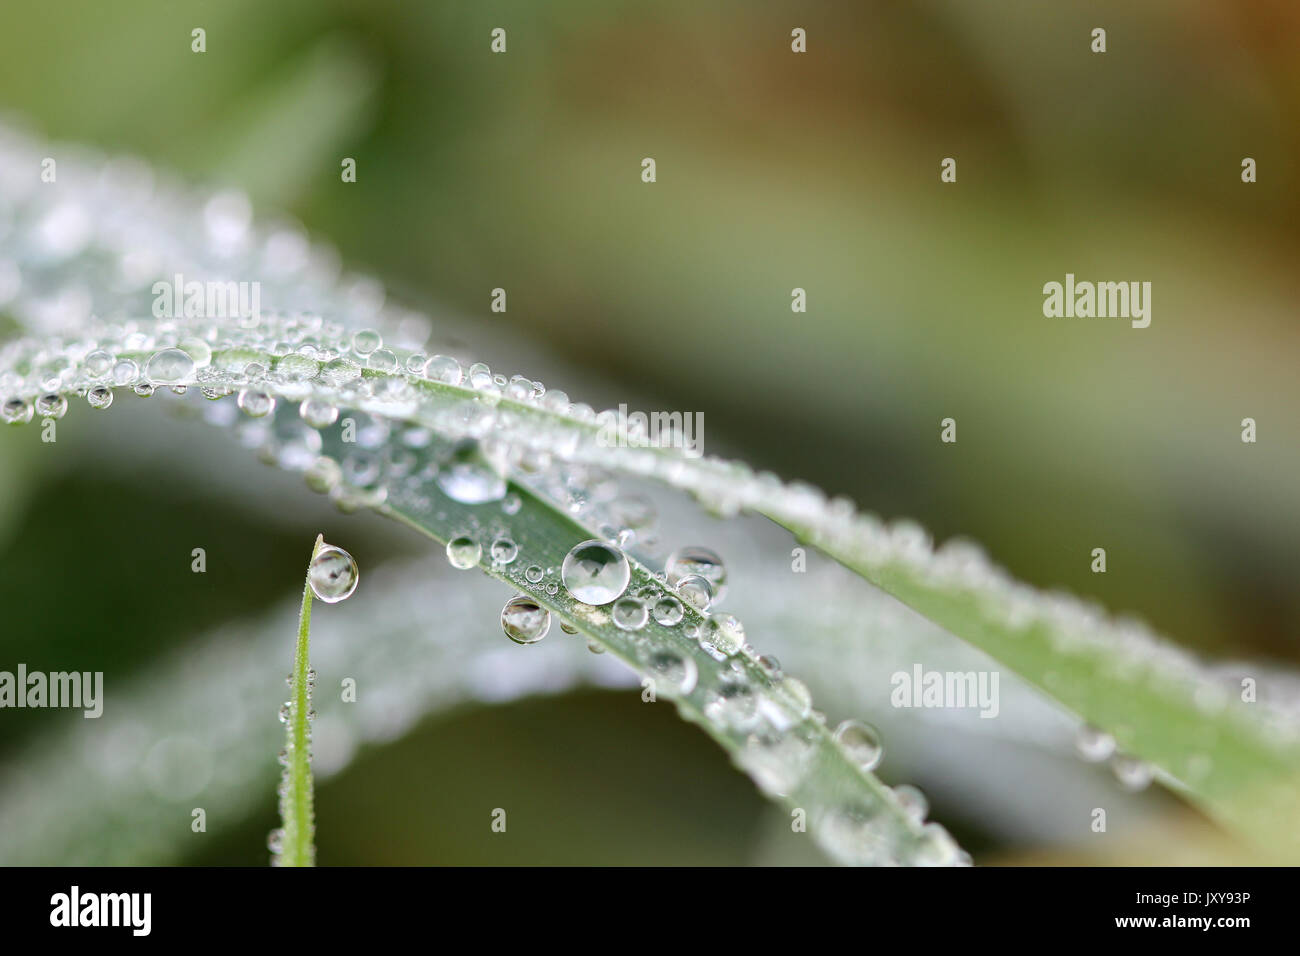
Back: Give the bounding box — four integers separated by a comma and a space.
1, 0, 1297, 863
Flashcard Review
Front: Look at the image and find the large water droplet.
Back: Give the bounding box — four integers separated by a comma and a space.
561, 540, 630, 605
501, 595, 550, 644
144, 347, 196, 385
425, 354, 462, 385
309, 544, 359, 603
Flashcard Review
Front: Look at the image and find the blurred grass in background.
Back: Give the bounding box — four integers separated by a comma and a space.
1, 0, 1297, 863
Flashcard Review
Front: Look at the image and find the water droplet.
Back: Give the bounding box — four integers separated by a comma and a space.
446, 536, 481, 570
675, 573, 714, 612
611, 596, 648, 631
502, 493, 522, 515
704, 678, 758, 729
892, 784, 928, 822
701, 614, 745, 656
652, 595, 684, 626
352, 329, 382, 356
320, 357, 362, 386
648, 650, 698, 696
144, 347, 196, 385
1075, 724, 1116, 763
561, 539, 630, 605
267, 828, 285, 854
559, 621, 578, 635
299, 398, 339, 429
666, 546, 727, 603
84, 349, 113, 377
86, 386, 113, 409
35, 393, 67, 419
501, 595, 550, 644
425, 354, 462, 385
586, 641, 604, 654
278, 702, 292, 724
308, 544, 359, 603
1, 399, 30, 424
367, 348, 397, 372
490, 537, 519, 565
524, 564, 544, 584
178, 337, 212, 367
111, 358, 139, 386
834, 719, 884, 771
237, 388, 274, 418
778, 676, 813, 717
1111, 753, 1153, 791
276, 352, 319, 383
435, 439, 507, 504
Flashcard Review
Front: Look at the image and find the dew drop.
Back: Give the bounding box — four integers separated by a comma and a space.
1075, 724, 1116, 763
352, 329, 382, 356
834, 719, 884, 772
1, 399, 31, 425
35, 393, 67, 419
611, 596, 648, 631
425, 354, 462, 385
308, 544, 359, 603
560, 621, 578, 635
647, 650, 698, 696
237, 388, 275, 418
501, 595, 550, 644
490, 537, 519, 565
1111, 753, 1153, 791
701, 614, 745, 656
666, 546, 727, 603
892, 784, 928, 822
561, 539, 631, 605
144, 347, 195, 385
84, 349, 113, 377
675, 573, 714, 612
445, 536, 481, 570
524, 564, 544, 584
86, 386, 113, 409
435, 439, 507, 504
652, 595, 684, 626
299, 398, 339, 429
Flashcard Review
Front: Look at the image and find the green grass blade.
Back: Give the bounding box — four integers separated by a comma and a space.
275, 534, 322, 867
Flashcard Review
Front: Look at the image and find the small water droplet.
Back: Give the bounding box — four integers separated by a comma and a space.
561, 540, 631, 605
425, 354, 462, 385
1111, 753, 1153, 791
237, 388, 274, 418
299, 398, 339, 429
834, 719, 884, 771
490, 537, 519, 565
501, 595, 550, 644
446, 536, 482, 570
666, 546, 727, 603
352, 329, 382, 356
648, 650, 698, 696
308, 544, 359, 603
560, 621, 578, 635
436, 439, 507, 504
86, 386, 113, 409
892, 784, 928, 822
1075, 724, 1116, 763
